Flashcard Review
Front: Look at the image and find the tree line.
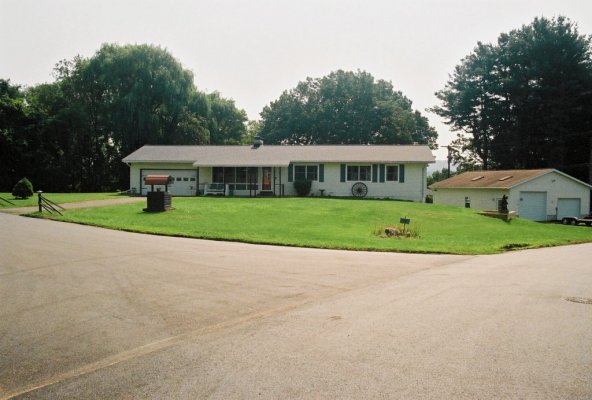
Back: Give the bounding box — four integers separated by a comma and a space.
0, 44, 249, 191
0, 46, 437, 192
2, 15, 591, 192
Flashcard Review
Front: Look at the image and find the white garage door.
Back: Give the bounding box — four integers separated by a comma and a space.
141, 169, 198, 196
519, 191, 547, 221
557, 198, 581, 220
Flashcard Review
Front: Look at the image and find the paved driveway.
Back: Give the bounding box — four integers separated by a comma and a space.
0, 213, 591, 399
0, 196, 144, 215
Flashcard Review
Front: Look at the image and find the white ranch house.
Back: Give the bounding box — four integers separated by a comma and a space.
122, 143, 435, 201
430, 169, 592, 221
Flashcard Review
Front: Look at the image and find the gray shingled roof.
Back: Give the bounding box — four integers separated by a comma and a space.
122, 145, 435, 166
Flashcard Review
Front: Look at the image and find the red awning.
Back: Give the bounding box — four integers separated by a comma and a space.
144, 175, 172, 185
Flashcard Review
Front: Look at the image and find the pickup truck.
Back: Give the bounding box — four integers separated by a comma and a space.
561, 214, 592, 226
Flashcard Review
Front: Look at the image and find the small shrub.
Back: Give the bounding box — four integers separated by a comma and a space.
12, 177, 34, 199
425, 194, 433, 203
293, 180, 312, 197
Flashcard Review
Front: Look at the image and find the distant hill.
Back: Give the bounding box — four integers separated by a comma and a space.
427, 160, 456, 175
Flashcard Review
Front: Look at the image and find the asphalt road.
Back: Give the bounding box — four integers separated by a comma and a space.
0, 212, 591, 399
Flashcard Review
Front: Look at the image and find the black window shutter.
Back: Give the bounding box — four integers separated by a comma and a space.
379, 164, 385, 182
288, 163, 293, 182
319, 164, 324, 182
340, 164, 346, 182
399, 164, 405, 183
372, 164, 378, 182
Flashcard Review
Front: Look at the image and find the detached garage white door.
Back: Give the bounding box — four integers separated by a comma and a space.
519, 191, 547, 221
141, 169, 197, 196
557, 198, 581, 220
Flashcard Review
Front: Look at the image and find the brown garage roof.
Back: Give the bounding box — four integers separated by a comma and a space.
122, 144, 435, 166
430, 169, 554, 189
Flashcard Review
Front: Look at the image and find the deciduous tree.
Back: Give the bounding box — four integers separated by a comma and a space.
259, 70, 438, 148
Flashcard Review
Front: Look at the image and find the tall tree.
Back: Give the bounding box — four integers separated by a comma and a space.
206, 92, 248, 144
0, 44, 249, 191
259, 70, 438, 148
0, 80, 32, 189
432, 16, 592, 181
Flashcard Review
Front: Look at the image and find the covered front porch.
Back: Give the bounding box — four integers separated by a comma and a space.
197, 165, 286, 197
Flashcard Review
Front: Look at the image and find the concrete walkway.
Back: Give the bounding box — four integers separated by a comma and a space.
1, 212, 591, 399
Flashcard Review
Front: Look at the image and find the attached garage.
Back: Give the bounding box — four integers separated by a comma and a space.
431, 169, 591, 222
140, 169, 198, 196
557, 198, 581, 220
518, 192, 547, 222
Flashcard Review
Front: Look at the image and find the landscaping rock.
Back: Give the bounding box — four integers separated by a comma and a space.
385, 226, 412, 238
384, 226, 401, 237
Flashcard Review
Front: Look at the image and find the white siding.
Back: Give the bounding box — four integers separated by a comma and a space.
319, 163, 426, 201
128, 162, 429, 201
129, 162, 199, 195
431, 171, 590, 221
508, 171, 590, 220
433, 188, 508, 210
200, 163, 427, 200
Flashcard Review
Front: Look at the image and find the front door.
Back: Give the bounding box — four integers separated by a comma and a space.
262, 167, 272, 191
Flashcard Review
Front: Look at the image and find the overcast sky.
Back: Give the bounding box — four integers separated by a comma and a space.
2, 0, 591, 158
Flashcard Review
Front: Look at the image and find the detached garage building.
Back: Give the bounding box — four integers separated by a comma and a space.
430, 169, 591, 221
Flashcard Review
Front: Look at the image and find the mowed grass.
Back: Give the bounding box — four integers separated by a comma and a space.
32, 197, 592, 254
0, 192, 123, 208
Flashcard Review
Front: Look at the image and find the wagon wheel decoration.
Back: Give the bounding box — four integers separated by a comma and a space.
351, 182, 368, 198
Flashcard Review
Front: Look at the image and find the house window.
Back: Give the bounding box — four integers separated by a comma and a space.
294, 165, 318, 181
386, 165, 399, 181
347, 165, 371, 181
213, 167, 224, 183
212, 167, 258, 190
224, 168, 235, 184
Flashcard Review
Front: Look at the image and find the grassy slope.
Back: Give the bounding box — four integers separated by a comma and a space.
34, 197, 592, 255
0, 192, 122, 208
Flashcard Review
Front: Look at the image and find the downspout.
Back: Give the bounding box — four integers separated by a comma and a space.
196, 166, 200, 196
279, 166, 282, 197
422, 164, 426, 202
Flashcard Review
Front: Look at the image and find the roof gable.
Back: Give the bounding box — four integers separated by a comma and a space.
431, 169, 592, 190
431, 169, 553, 189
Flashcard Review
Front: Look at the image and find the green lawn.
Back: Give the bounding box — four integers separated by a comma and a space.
0, 192, 124, 208
29, 197, 592, 254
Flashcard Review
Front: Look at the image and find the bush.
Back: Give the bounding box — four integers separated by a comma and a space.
12, 177, 34, 199
293, 180, 312, 197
